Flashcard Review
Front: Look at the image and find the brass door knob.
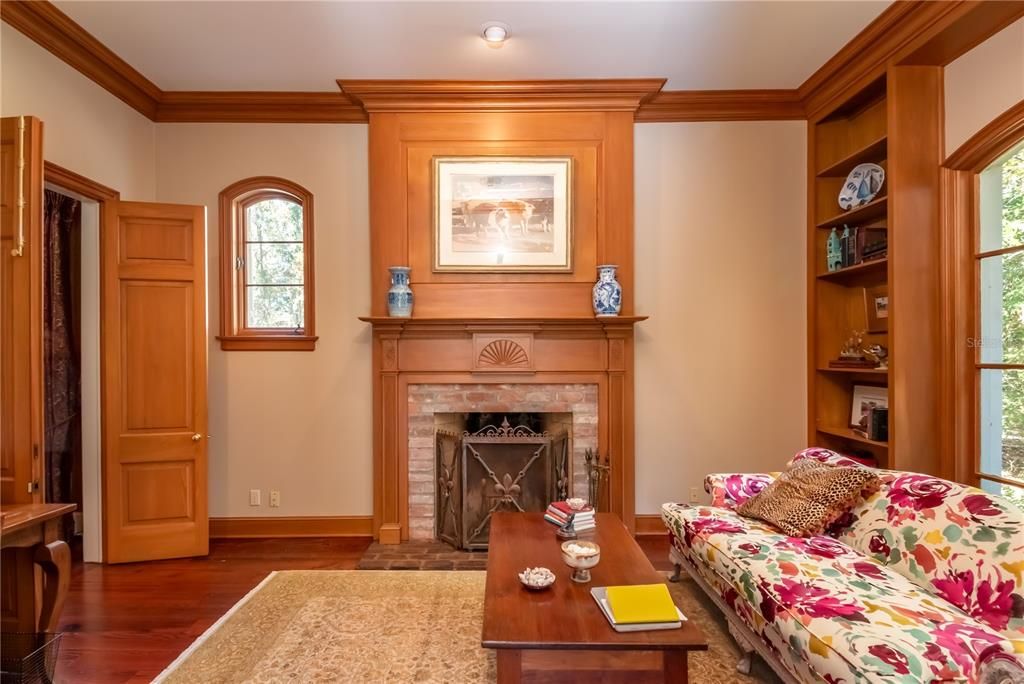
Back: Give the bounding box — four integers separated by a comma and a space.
191, 433, 202, 442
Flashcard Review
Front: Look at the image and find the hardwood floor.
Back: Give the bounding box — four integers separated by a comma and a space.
54, 535, 671, 683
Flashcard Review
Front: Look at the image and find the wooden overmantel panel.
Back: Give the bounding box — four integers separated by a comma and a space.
361, 89, 640, 318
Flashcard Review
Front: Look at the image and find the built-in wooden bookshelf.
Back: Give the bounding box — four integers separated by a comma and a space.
809, 77, 891, 466
807, 68, 943, 474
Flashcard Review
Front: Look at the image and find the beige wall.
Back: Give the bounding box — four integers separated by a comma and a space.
944, 18, 1024, 155
0, 24, 156, 200
4, 19, 811, 520
155, 124, 372, 517
633, 122, 808, 513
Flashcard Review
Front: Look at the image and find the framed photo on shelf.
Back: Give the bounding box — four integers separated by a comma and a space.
864, 285, 888, 333
433, 156, 572, 272
850, 384, 888, 430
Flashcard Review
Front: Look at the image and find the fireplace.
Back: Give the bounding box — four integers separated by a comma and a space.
409, 384, 598, 541
435, 414, 569, 549
363, 317, 642, 544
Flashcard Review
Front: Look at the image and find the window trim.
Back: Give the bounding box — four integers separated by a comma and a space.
218, 176, 317, 351
943, 100, 1024, 491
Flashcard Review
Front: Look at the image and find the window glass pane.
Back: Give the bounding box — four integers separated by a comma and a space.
246, 285, 304, 329
979, 144, 1024, 252
981, 478, 1024, 509
979, 369, 1024, 486
978, 251, 1024, 363
246, 243, 303, 285
245, 198, 302, 242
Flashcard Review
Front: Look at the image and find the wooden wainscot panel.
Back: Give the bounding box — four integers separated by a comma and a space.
473, 334, 534, 373
411, 283, 596, 318
399, 336, 473, 372
532, 337, 607, 372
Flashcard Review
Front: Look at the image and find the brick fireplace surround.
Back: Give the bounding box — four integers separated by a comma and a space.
407, 382, 599, 540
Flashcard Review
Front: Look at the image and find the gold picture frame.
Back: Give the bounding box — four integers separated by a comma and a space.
433, 156, 573, 272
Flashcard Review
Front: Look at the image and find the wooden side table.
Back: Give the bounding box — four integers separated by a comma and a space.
1, 503, 76, 634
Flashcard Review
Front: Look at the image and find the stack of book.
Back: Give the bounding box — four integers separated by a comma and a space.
544, 501, 596, 531
590, 583, 685, 632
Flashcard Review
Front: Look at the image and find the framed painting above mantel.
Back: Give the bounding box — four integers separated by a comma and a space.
433, 156, 573, 272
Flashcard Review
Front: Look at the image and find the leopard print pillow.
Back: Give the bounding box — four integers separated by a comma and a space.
736, 460, 881, 537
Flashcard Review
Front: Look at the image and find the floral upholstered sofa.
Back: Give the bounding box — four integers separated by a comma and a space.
661, 448, 1024, 684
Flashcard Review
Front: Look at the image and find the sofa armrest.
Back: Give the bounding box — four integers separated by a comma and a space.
703, 472, 776, 508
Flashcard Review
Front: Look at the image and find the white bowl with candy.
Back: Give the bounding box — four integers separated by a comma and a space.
518, 566, 556, 591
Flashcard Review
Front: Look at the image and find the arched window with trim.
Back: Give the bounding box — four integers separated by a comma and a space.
946, 102, 1024, 506
218, 177, 316, 351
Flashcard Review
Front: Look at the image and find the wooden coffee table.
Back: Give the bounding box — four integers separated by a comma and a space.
482, 512, 707, 683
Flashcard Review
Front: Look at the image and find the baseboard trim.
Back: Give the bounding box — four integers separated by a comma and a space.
209, 516, 373, 539
634, 514, 667, 536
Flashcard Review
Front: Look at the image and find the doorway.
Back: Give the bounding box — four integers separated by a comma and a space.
42, 182, 102, 562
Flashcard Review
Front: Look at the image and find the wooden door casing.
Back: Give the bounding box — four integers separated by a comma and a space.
102, 201, 208, 563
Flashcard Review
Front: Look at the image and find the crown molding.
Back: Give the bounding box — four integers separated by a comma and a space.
338, 79, 667, 113
156, 91, 366, 123
635, 90, 804, 123
4, 0, 1023, 125
798, 0, 1024, 120
1, 0, 161, 119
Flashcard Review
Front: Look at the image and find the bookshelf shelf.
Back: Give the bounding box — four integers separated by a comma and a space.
816, 195, 888, 229
816, 366, 888, 375
816, 136, 888, 178
817, 426, 889, 449
816, 258, 887, 282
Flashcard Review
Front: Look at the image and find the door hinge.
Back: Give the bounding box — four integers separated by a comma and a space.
235, 256, 244, 270
27, 480, 39, 494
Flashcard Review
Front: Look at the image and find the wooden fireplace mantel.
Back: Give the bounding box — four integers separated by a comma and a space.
362, 315, 646, 544
358, 315, 648, 330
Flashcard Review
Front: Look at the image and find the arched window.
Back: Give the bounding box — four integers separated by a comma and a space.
945, 103, 1024, 506
218, 177, 316, 351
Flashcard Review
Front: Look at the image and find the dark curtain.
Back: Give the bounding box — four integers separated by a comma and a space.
43, 189, 82, 508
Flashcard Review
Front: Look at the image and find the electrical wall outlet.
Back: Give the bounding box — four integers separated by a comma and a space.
249, 489, 261, 506
689, 487, 700, 504
269, 490, 281, 508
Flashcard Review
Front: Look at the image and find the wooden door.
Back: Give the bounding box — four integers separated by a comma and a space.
102, 201, 208, 563
0, 116, 45, 506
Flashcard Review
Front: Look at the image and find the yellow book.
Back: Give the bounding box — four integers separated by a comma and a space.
605, 583, 679, 625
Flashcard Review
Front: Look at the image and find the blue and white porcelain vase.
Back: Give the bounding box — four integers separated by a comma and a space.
592, 264, 622, 317
387, 266, 413, 318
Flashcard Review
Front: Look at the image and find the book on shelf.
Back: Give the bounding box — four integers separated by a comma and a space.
835, 226, 887, 269
590, 586, 685, 633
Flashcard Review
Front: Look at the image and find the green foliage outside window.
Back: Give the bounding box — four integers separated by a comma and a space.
245, 198, 305, 330
994, 146, 1024, 506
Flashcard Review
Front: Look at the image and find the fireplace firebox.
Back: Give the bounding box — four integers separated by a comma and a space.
435, 415, 568, 550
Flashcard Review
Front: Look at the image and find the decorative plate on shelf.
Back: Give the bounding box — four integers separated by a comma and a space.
838, 163, 885, 211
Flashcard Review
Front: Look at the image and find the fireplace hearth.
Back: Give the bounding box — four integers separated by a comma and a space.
436, 415, 568, 550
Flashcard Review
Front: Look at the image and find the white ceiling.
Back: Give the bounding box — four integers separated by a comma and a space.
54, 1, 891, 92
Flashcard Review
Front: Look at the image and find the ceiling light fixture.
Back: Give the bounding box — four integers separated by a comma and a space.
481, 22, 510, 48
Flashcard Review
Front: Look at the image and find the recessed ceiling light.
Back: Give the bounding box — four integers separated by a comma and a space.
482, 22, 510, 48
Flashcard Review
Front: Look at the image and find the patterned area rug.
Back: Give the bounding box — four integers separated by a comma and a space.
155, 570, 780, 683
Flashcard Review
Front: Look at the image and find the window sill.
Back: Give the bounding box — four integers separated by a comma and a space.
217, 335, 319, 351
